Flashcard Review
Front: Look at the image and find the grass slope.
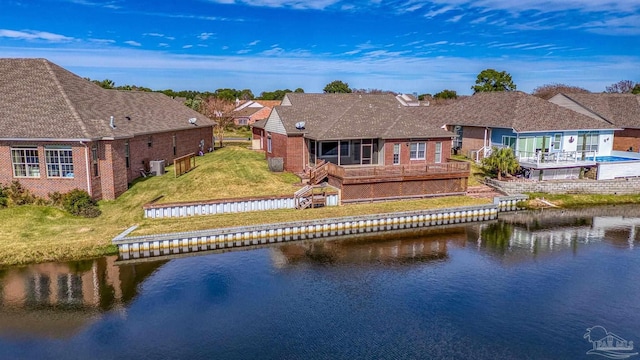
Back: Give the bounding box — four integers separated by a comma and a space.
0, 145, 491, 267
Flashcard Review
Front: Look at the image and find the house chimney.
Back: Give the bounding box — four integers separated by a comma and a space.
110, 115, 116, 129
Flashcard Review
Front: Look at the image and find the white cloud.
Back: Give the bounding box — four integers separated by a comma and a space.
158, 43, 170, 47
183, 44, 193, 49
0, 29, 74, 42
89, 38, 116, 44
144, 33, 165, 37
4, 44, 637, 95
447, 14, 464, 23
67, 0, 121, 10
124, 40, 141, 46
248, 40, 260, 46
207, 0, 341, 10
198, 32, 216, 40
261, 47, 284, 56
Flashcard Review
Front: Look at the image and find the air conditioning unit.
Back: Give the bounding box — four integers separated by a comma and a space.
149, 160, 165, 176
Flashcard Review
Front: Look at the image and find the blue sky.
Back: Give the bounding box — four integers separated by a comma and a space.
1, 0, 639, 95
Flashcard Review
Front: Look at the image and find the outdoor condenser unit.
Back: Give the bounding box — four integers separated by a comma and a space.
149, 160, 165, 176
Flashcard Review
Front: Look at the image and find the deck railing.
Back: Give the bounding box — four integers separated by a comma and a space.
516, 150, 598, 166
326, 162, 470, 180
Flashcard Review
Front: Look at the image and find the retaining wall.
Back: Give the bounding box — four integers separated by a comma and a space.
144, 192, 341, 218
486, 178, 640, 195
116, 196, 525, 261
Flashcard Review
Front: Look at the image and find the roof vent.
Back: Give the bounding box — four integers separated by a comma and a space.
295, 121, 306, 130
189, 117, 197, 125
110, 115, 116, 129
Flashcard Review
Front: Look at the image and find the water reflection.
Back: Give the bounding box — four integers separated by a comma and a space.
272, 227, 468, 268
2, 205, 640, 347
471, 206, 640, 261
0, 257, 165, 339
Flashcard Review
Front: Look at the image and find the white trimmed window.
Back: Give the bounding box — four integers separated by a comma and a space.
409, 142, 426, 160
393, 144, 400, 165
45, 147, 74, 178
267, 134, 272, 153
552, 134, 562, 150
11, 148, 40, 177
435, 142, 442, 163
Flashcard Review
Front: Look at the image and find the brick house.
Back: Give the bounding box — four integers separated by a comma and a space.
0, 58, 215, 200
263, 93, 456, 173
439, 91, 621, 180
549, 93, 640, 152
233, 100, 281, 126
261, 93, 470, 201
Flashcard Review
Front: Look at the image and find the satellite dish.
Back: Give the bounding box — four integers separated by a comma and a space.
295, 121, 305, 130
188, 117, 197, 125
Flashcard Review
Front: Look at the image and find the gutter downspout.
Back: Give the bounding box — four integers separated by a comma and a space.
80, 141, 92, 197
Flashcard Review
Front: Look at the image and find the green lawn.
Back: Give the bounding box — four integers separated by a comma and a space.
0, 145, 492, 267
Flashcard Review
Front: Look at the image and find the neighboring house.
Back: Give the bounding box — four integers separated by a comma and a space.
232, 100, 281, 126
261, 93, 469, 202
439, 91, 620, 180
549, 93, 640, 152
251, 119, 267, 150
0, 58, 215, 200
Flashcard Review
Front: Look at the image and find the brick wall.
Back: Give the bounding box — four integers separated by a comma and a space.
383, 138, 452, 165
286, 136, 305, 172
613, 129, 640, 152
487, 177, 640, 195
461, 126, 486, 157
0, 141, 90, 199
0, 126, 214, 201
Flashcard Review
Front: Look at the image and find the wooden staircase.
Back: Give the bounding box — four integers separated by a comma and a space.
309, 160, 328, 185
294, 184, 327, 210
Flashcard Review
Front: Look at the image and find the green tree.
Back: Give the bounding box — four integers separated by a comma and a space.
472, 69, 516, 93
482, 147, 519, 181
323, 80, 352, 93
92, 79, 115, 89
434, 89, 458, 99
294, 88, 305, 93
259, 89, 292, 100
633, 84, 640, 95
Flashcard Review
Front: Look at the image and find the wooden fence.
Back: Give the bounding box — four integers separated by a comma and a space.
174, 153, 196, 177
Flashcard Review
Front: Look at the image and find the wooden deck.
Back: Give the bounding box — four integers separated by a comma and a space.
324, 162, 470, 202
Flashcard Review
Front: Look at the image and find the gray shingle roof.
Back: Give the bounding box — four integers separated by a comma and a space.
0, 58, 214, 140
275, 93, 454, 140
558, 93, 640, 129
436, 91, 618, 132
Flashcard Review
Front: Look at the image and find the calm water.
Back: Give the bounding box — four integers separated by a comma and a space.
1, 206, 640, 359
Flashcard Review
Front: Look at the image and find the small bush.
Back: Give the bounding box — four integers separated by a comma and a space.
62, 189, 101, 218
0, 183, 8, 208
48, 191, 64, 207
7, 181, 36, 206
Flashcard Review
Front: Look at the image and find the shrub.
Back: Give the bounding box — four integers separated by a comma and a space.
0, 183, 8, 208
48, 191, 64, 207
62, 189, 102, 218
7, 181, 36, 206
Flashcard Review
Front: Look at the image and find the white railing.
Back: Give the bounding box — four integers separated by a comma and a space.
516, 150, 598, 166
469, 146, 492, 163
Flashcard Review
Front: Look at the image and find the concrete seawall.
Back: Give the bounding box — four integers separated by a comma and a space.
115, 195, 527, 262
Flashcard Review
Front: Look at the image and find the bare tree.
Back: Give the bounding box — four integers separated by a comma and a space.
605, 80, 637, 93
199, 96, 236, 148
532, 83, 590, 100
